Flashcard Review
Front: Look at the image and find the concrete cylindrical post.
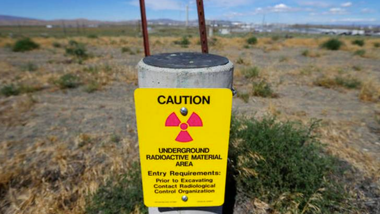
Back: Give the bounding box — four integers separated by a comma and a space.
137, 52, 234, 214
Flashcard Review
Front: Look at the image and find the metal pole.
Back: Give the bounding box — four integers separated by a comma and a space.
139, 0, 150, 56
196, 0, 208, 54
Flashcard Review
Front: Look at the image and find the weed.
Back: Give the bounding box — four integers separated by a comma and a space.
352, 39, 365, 47
301, 49, 320, 57
243, 45, 250, 49
86, 162, 147, 214
229, 116, 349, 213
236, 57, 245, 65
110, 133, 121, 144
12, 38, 40, 52
321, 38, 343, 51
20, 62, 38, 71
0, 84, 20, 96
252, 80, 276, 98
335, 76, 361, 89
247, 36, 258, 45
314, 75, 361, 89
374, 42, 380, 48
174, 36, 190, 47
359, 81, 380, 102
55, 74, 81, 89
84, 80, 101, 93
0, 83, 41, 96
65, 40, 88, 60
52, 42, 62, 48
242, 67, 260, 79
237, 92, 250, 103
121, 46, 131, 53
354, 49, 366, 57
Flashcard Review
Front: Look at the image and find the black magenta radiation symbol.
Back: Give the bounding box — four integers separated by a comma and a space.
165, 112, 203, 142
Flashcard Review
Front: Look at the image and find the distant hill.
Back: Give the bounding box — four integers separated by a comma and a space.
0, 14, 239, 27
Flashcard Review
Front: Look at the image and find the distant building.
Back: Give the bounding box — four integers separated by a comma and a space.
46, 25, 53, 28
219, 28, 231, 35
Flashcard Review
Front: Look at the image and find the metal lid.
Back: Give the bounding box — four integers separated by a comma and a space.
143, 52, 229, 69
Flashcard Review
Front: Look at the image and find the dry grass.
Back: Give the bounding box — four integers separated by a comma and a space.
359, 80, 380, 102
0, 134, 138, 214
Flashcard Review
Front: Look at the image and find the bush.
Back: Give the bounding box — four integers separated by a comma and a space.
252, 80, 276, 98
374, 42, 380, 48
86, 163, 147, 214
352, 39, 365, 47
247, 36, 258, 45
242, 67, 259, 79
321, 38, 343, 51
229, 116, 348, 213
55, 74, 81, 89
12, 38, 40, 52
174, 36, 190, 47
52, 42, 62, 48
335, 76, 361, 89
1, 84, 20, 96
354, 49, 366, 57
65, 40, 88, 60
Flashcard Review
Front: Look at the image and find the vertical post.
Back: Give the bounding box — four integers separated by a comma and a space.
139, 0, 150, 56
196, 0, 208, 54
138, 53, 233, 214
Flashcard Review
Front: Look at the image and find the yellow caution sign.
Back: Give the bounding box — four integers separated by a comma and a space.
134, 88, 233, 207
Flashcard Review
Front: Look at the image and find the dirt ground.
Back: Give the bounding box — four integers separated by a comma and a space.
0, 36, 380, 213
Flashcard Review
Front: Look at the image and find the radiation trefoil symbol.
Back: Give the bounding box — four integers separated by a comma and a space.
165, 112, 203, 142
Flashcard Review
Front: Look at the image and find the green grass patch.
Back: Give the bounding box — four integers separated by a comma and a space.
85, 163, 147, 214
352, 39, 365, 47
252, 80, 276, 98
229, 116, 351, 213
321, 38, 343, 51
0, 83, 41, 97
55, 74, 81, 89
174, 36, 190, 47
353, 49, 366, 57
242, 67, 259, 79
12, 38, 40, 52
246, 36, 258, 45
65, 40, 88, 61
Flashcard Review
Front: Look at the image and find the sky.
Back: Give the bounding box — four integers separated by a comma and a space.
0, 0, 379, 25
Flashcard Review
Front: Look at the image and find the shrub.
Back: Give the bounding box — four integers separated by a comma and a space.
242, 67, 259, 79
271, 35, 280, 41
247, 36, 258, 45
84, 80, 101, 93
321, 38, 343, 51
335, 76, 361, 89
55, 74, 81, 89
229, 116, 348, 213
374, 42, 380, 48
301, 49, 310, 56
352, 39, 365, 47
12, 38, 40, 52
52, 42, 62, 48
252, 80, 276, 98
86, 163, 147, 214
65, 40, 88, 60
174, 36, 190, 47
353, 49, 366, 57
121, 47, 131, 53
1, 84, 20, 96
